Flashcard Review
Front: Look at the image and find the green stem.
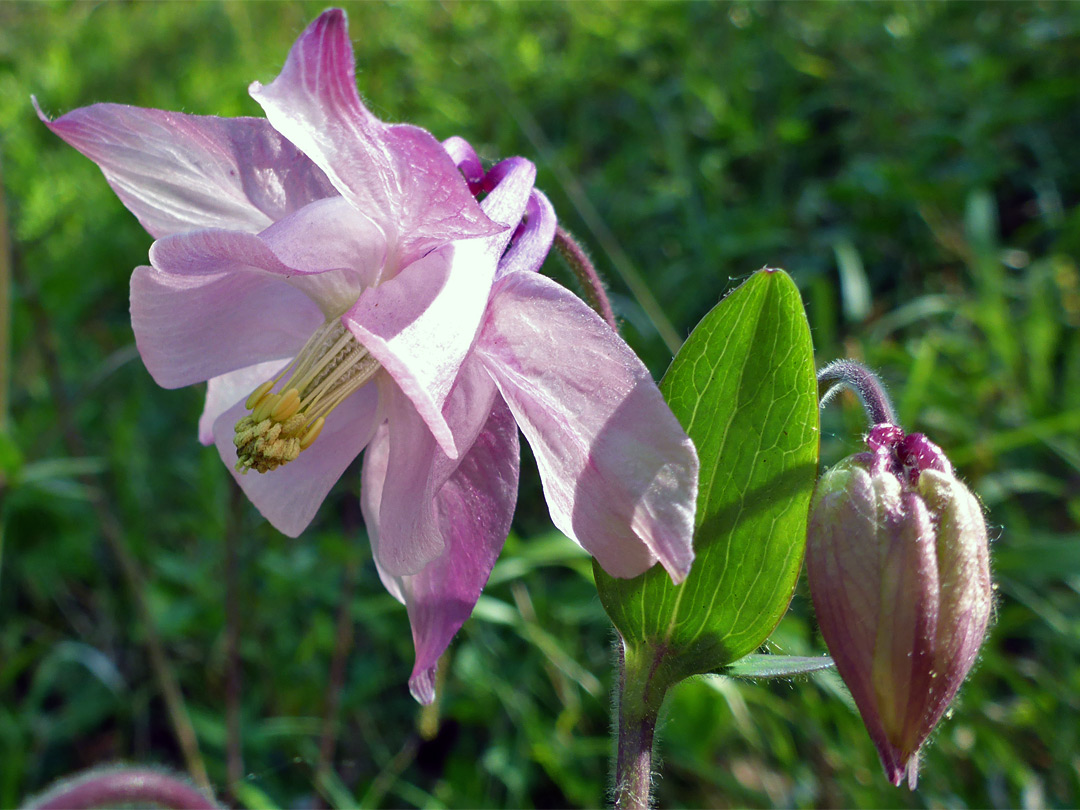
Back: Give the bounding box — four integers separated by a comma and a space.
0, 156, 10, 433
614, 640, 672, 810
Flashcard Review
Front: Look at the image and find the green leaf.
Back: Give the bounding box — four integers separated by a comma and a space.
718, 654, 835, 680
596, 269, 819, 682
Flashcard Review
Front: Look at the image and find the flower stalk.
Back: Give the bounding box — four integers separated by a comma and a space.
816, 358, 896, 426
614, 641, 673, 810
554, 226, 617, 330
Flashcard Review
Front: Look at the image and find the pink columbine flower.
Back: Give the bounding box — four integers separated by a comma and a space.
807, 423, 992, 787
39, 9, 698, 703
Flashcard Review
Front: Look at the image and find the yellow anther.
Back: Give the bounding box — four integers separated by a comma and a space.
299, 416, 326, 450
233, 318, 381, 473
245, 379, 276, 410
252, 392, 281, 423
270, 388, 302, 422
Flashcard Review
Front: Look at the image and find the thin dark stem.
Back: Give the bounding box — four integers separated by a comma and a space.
28, 767, 218, 810
554, 226, 618, 331
224, 481, 245, 797
817, 359, 898, 427
317, 557, 357, 781
316, 485, 362, 794
18, 267, 211, 791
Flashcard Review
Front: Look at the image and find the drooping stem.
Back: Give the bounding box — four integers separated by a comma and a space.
817, 359, 897, 427
613, 640, 671, 810
27, 767, 218, 810
554, 226, 618, 331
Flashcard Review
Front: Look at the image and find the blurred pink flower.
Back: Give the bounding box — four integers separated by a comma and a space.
39, 9, 697, 702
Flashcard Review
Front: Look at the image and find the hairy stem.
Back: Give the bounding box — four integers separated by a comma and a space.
554, 226, 618, 331
817, 358, 897, 427
614, 641, 671, 810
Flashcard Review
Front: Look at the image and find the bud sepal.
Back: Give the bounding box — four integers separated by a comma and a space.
807, 423, 992, 788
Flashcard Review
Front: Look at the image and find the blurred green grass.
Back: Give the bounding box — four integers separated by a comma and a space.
1, 2, 1078, 807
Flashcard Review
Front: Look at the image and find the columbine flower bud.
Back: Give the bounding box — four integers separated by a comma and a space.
807, 423, 992, 788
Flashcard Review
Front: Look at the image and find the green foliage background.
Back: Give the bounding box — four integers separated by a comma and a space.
2, 2, 1078, 807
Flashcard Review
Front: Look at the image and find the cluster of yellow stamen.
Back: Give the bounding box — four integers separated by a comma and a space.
234, 319, 380, 474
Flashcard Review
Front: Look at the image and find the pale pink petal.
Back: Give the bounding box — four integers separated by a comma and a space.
248, 9, 500, 260
212, 379, 380, 537
360, 422, 402, 602
497, 189, 557, 279
361, 352, 499, 591
130, 262, 320, 389
149, 197, 384, 316
199, 360, 289, 445
343, 248, 458, 457
475, 158, 537, 234
366, 380, 445, 577
405, 399, 519, 704
343, 158, 535, 458
476, 271, 698, 582
35, 98, 335, 238
362, 381, 519, 704
259, 196, 386, 303
361, 352, 499, 585
440, 352, 501, 459
360, 354, 500, 582
441, 136, 485, 193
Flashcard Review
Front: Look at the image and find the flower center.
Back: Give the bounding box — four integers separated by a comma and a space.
233, 319, 380, 474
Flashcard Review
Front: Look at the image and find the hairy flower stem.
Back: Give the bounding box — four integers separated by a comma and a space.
817, 358, 897, 426
554, 226, 618, 331
614, 641, 672, 810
